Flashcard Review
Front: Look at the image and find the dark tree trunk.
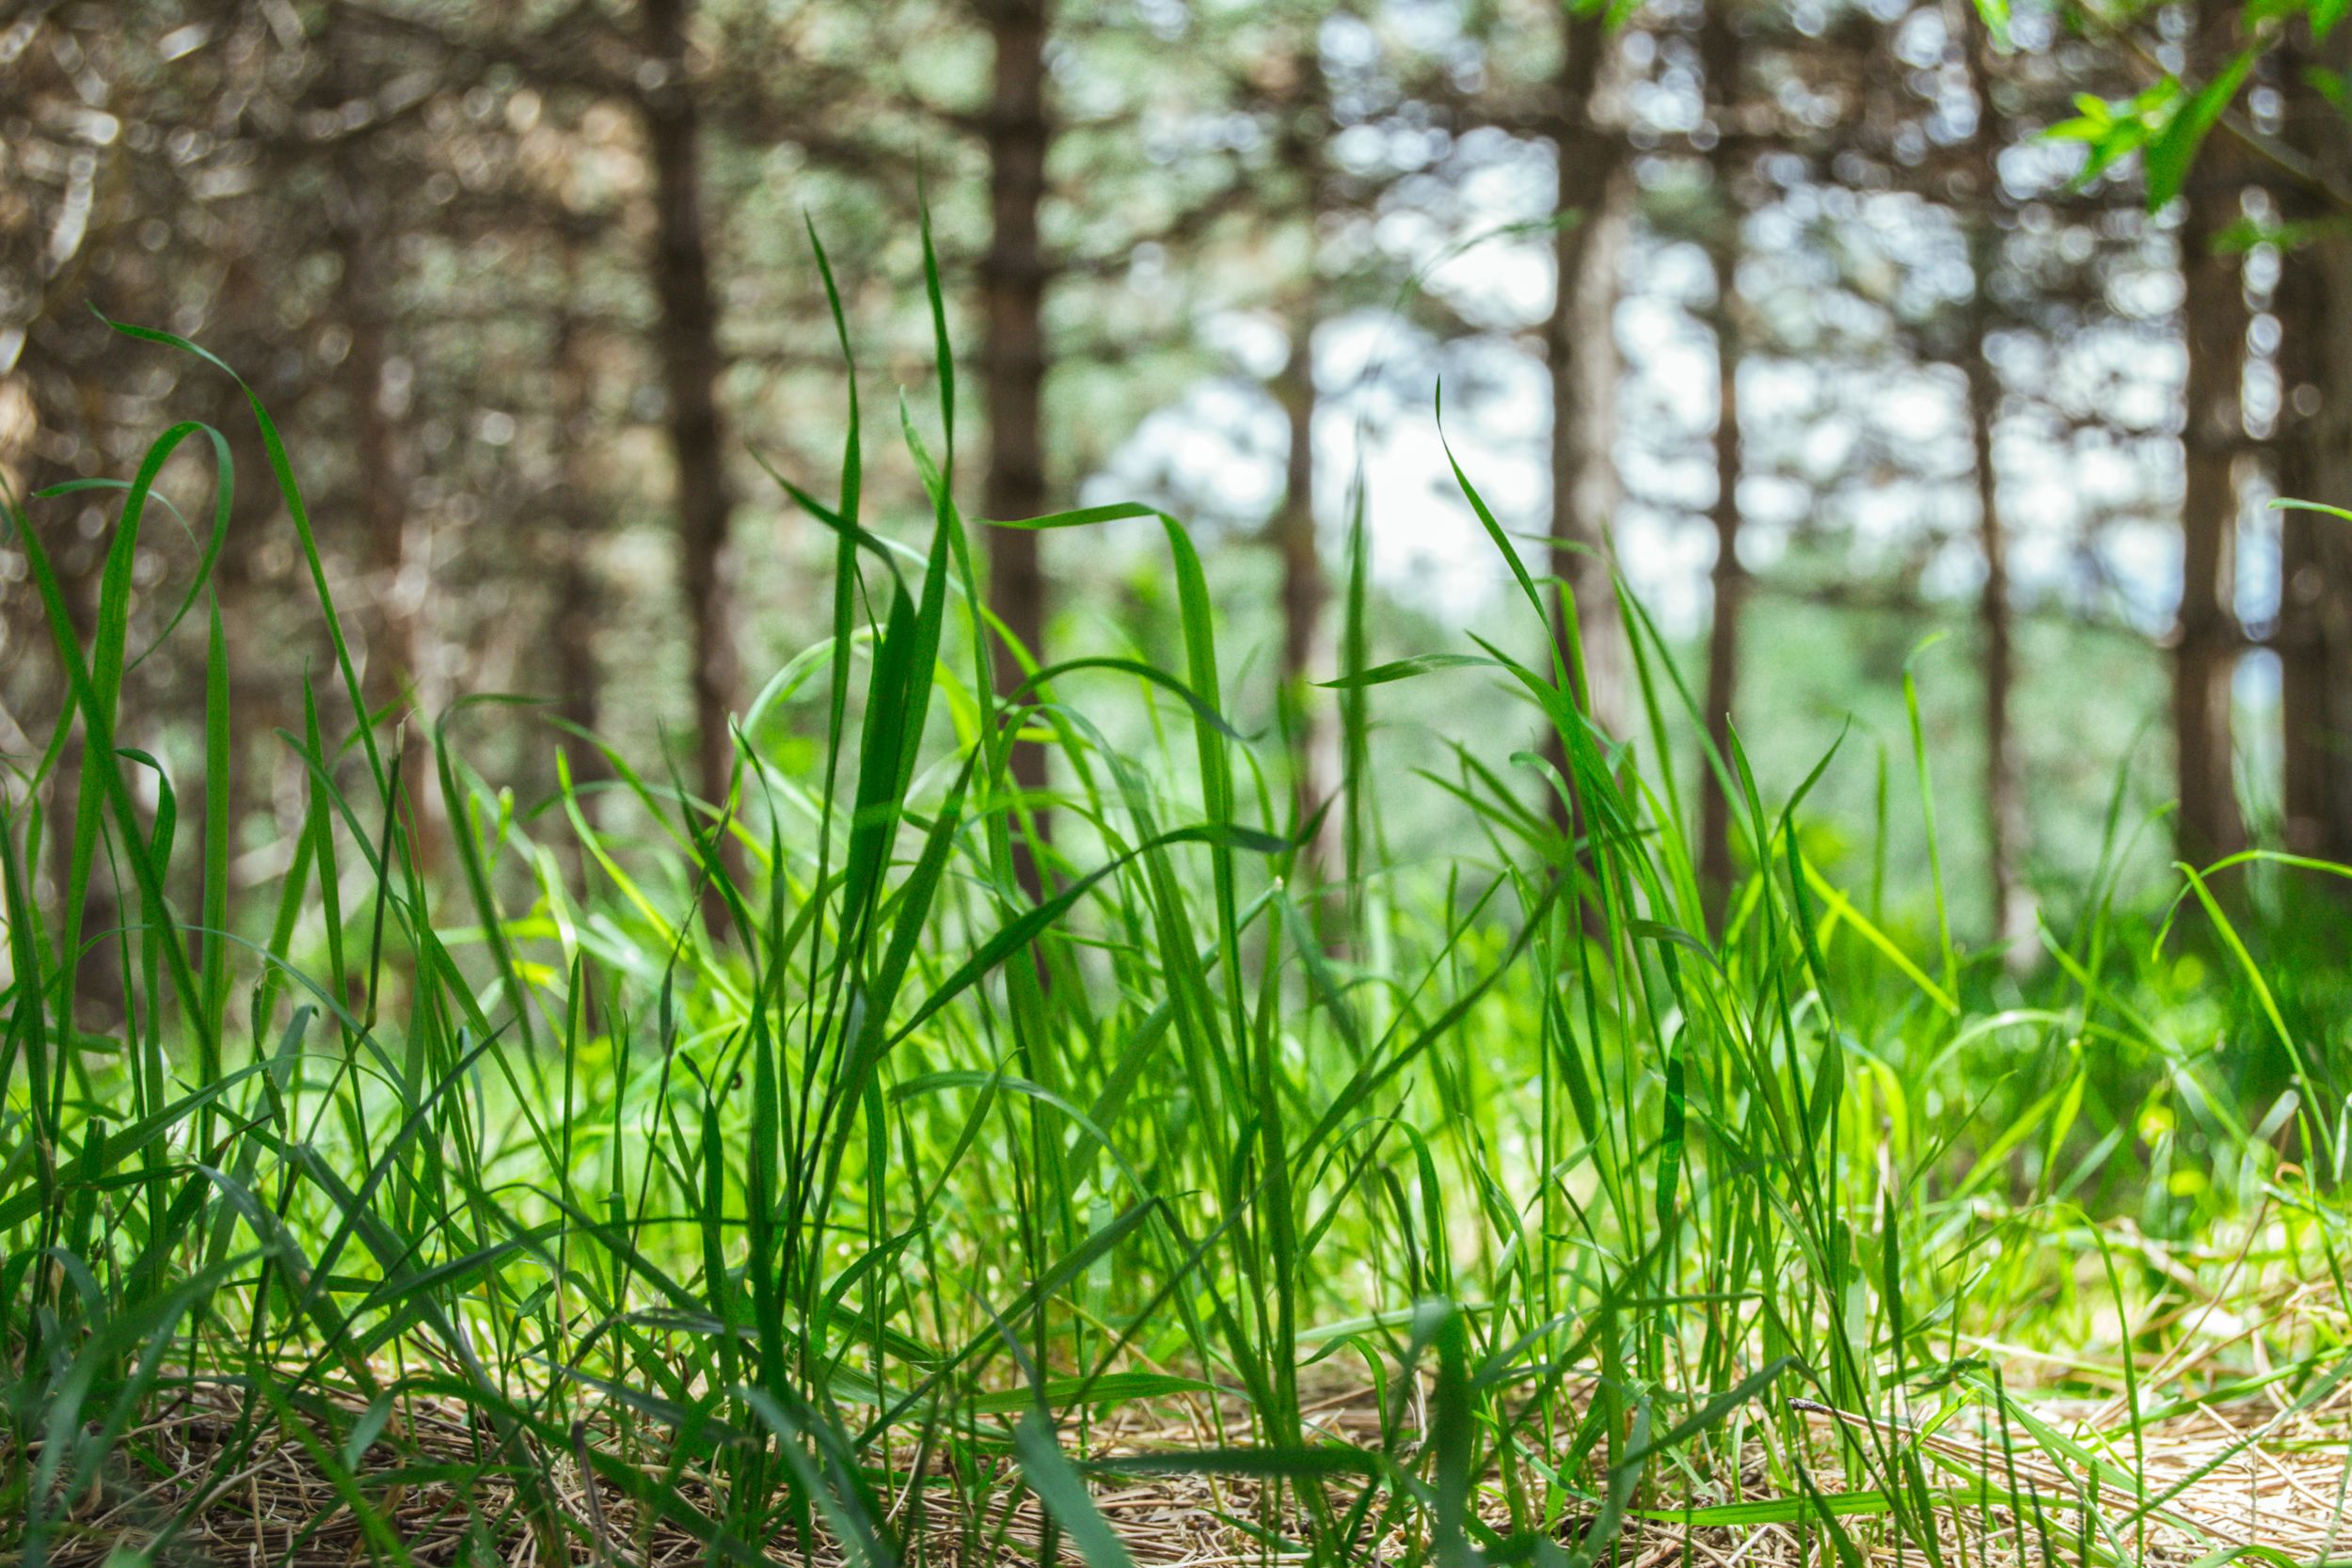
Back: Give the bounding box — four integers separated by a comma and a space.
2172, 43, 2249, 869
980, 0, 1053, 901
548, 251, 610, 807
1696, 5, 1745, 930
1542, 5, 1628, 838
192, 257, 294, 879
2274, 23, 2352, 866
641, 0, 742, 923
1961, 9, 2032, 958
18, 356, 127, 1033
1964, 293, 2030, 953
330, 153, 435, 868
38, 445, 125, 1034
1275, 47, 1330, 878
1276, 297, 1329, 868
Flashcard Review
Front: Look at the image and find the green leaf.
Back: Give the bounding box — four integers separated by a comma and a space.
1014, 1411, 1140, 1568
2270, 497, 2352, 525
2146, 53, 2252, 209
959, 1370, 1216, 1417
1319, 653, 1501, 689
985, 500, 1158, 530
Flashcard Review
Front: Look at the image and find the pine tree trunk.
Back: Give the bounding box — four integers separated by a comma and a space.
36, 442, 125, 1032
548, 251, 609, 808
1276, 298, 1329, 862
2275, 23, 2352, 866
2172, 84, 2249, 869
1276, 49, 1330, 878
1961, 9, 2032, 957
642, 0, 741, 922
1697, 7, 1744, 929
980, 0, 1053, 901
1966, 302, 2031, 953
1543, 5, 1628, 839
2275, 286, 2352, 863
2275, 388, 2352, 864
198, 260, 292, 881
330, 153, 435, 868
50, 567, 116, 1029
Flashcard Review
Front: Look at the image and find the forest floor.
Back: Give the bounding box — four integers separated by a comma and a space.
45, 1334, 2352, 1568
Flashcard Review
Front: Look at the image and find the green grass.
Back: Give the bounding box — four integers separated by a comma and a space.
3, 255, 2349, 1568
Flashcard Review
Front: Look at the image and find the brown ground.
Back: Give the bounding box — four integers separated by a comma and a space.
23, 1368, 2349, 1568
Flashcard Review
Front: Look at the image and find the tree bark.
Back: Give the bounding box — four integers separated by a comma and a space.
1960, 8, 2033, 958
2274, 21, 2352, 867
1276, 297, 1330, 865
980, 0, 1053, 902
1275, 46, 1331, 879
1965, 284, 2031, 953
1696, 9, 1745, 931
2172, 46, 2249, 869
199, 259, 296, 915
641, 0, 742, 922
548, 250, 610, 808
35, 440, 125, 1033
330, 150, 435, 869
1542, 6, 1629, 837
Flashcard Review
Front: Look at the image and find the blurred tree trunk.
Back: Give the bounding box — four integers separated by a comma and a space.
48, 556, 113, 1032
1276, 297, 1330, 865
1696, 4, 1745, 930
1964, 291, 2030, 953
35, 433, 126, 1033
199, 259, 295, 908
641, 0, 742, 925
1960, 8, 2032, 958
1275, 44, 1331, 879
9, 43, 124, 1034
2172, 15, 2249, 870
544, 301, 611, 915
1542, 4, 1628, 839
329, 151, 436, 870
2274, 22, 2352, 867
548, 248, 610, 809
980, 0, 1054, 901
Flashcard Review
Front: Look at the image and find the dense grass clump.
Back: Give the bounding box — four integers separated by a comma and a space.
3, 267, 2349, 1568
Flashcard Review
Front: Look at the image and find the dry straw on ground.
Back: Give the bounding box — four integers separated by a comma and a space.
22, 1360, 2348, 1568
